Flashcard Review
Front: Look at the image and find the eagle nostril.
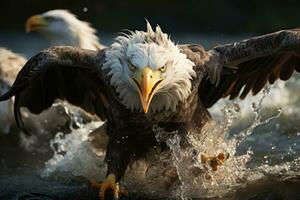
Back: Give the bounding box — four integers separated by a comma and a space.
150, 75, 153, 78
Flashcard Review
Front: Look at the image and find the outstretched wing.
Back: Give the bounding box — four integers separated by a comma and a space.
197, 29, 300, 107
0, 46, 109, 132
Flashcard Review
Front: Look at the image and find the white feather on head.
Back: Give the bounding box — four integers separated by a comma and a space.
39, 9, 101, 50
104, 21, 196, 113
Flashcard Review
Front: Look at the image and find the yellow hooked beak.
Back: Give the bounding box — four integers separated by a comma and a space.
25, 15, 48, 33
132, 67, 163, 113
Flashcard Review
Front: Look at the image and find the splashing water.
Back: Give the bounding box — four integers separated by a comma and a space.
166, 134, 188, 200
42, 77, 300, 199
159, 87, 282, 199
41, 121, 106, 181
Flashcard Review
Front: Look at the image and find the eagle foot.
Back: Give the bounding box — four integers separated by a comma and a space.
90, 174, 128, 200
201, 152, 230, 171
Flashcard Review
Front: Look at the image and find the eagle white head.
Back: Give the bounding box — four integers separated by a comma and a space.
25, 9, 101, 50
104, 22, 196, 113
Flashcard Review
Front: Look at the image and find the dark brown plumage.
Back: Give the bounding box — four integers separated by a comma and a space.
1, 28, 300, 199
199, 29, 300, 107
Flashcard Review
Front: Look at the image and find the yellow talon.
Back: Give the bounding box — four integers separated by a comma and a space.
90, 174, 127, 200
100, 174, 119, 199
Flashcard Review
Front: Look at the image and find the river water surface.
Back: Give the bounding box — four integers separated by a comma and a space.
0, 33, 300, 200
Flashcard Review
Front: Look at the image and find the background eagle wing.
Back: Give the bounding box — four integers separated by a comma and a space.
0, 46, 108, 132
197, 29, 300, 107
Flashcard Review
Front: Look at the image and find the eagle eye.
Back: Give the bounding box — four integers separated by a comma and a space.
159, 66, 166, 72
44, 16, 55, 21
129, 63, 136, 71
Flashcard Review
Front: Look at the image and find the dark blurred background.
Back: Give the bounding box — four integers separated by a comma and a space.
1, 0, 300, 34
1, 0, 300, 57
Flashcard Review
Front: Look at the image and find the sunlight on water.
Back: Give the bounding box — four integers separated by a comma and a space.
42, 76, 300, 199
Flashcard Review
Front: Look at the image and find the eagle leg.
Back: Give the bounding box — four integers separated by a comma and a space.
92, 134, 131, 200
90, 174, 128, 200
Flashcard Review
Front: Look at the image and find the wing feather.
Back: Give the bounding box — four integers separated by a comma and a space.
0, 46, 108, 133
195, 29, 300, 107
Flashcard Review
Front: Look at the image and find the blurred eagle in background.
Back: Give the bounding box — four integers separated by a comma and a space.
25, 9, 105, 50
1, 22, 300, 199
0, 49, 26, 133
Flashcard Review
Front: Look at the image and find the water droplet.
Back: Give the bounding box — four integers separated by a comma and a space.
83, 7, 88, 12
251, 102, 257, 111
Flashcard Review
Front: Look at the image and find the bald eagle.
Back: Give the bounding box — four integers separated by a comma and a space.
1, 23, 300, 199
26, 9, 105, 50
